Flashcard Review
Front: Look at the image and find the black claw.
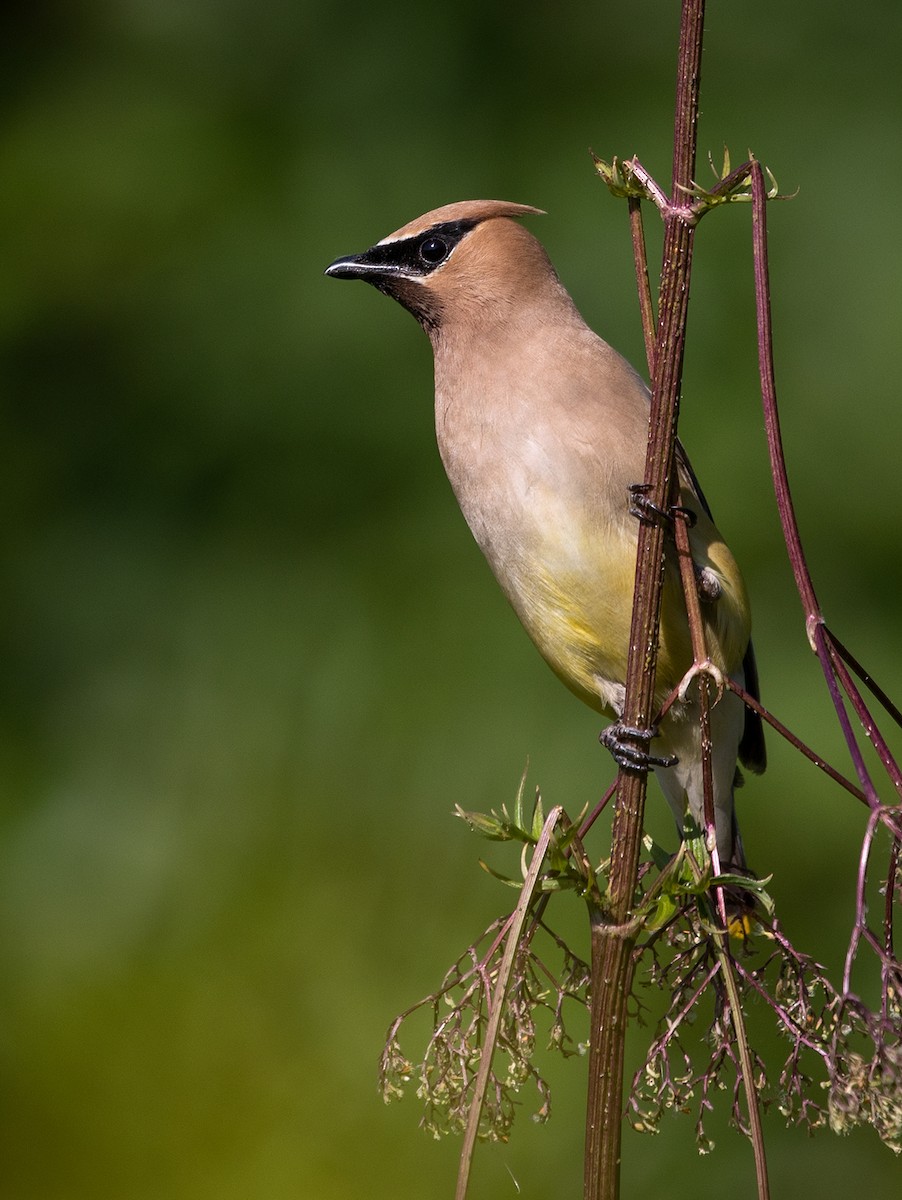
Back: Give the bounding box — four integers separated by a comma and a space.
628, 485, 698, 532
628, 483, 670, 524
600, 722, 679, 772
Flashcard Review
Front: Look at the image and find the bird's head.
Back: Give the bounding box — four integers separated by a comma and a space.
324, 200, 555, 333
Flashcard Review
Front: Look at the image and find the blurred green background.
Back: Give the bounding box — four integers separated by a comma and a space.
2, 1, 901, 1196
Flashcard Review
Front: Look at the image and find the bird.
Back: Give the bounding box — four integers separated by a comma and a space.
325, 199, 765, 868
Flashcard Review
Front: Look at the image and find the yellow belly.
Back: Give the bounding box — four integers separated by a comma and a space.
495, 503, 750, 718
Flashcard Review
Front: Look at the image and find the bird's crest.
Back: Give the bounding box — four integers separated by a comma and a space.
378, 200, 544, 245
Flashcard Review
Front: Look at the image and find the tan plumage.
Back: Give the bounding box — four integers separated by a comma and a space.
326, 200, 764, 866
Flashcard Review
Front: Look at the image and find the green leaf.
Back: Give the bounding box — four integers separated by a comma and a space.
531, 792, 546, 841
478, 860, 522, 888
645, 894, 678, 930
455, 805, 511, 841
643, 833, 675, 872
591, 152, 645, 199
512, 764, 529, 831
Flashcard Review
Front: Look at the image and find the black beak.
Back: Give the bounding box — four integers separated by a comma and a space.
324, 242, 409, 282
324, 241, 437, 326
323, 253, 371, 280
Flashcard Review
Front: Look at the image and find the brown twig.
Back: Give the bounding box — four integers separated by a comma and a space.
628, 195, 657, 373
584, 4, 706, 1198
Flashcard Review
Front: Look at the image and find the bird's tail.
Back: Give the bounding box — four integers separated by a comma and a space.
652, 686, 747, 871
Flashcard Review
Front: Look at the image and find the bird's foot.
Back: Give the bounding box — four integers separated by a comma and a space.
600, 722, 678, 771
677, 660, 726, 705
628, 487, 721, 603
628, 483, 670, 524
628, 483, 697, 530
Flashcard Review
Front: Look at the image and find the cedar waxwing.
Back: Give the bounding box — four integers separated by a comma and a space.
325, 200, 765, 867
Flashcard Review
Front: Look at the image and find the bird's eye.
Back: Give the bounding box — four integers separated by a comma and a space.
418, 236, 450, 265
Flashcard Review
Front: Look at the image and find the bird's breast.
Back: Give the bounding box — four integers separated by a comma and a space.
435, 387, 642, 710
431, 331, 751, 715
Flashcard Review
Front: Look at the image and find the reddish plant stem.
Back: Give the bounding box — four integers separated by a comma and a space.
672, 513, 721, 880
628, 196, 657, 373
750, 161, 902, 821
724, 677, 868, 805
843, 807, 883, 995
828, 630, 902, 729
824, 630, 902, 800
629, 200, 721, 880
750, 160, 902, 1066
750, 161, 820, 625
622, 113, 773, 1200
585, 4, 705, 1199
885, 839, 899, 1002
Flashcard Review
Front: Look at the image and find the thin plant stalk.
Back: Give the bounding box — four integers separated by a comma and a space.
584, 3, 706, 1198
750, 160, 902, 825
455, 806, 565, 1200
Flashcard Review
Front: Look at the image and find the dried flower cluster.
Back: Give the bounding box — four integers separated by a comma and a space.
381, 789, 901, 1157
379, 914, 590, 1141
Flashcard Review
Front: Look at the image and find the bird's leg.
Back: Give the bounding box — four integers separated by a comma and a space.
600, 723, 678, 771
